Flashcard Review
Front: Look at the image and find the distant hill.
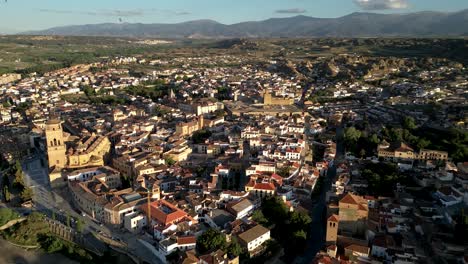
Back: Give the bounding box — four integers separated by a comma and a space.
23, 9, 468, 38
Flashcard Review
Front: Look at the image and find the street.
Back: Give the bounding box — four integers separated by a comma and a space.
296, 125, 344, 264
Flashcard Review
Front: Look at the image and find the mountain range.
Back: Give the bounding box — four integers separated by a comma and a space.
23, 9, 468, 38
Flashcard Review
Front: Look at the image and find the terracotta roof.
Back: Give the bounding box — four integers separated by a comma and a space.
340, 193, 359, 205
177, 236, 196, 245
253, 182, 276, 191
328, 214, 339, 222
141, 199, 189, 226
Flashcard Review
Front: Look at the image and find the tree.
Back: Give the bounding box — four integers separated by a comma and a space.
403, 117, 417, 130
40, 235, 64, 253
227, 237, 243, 257
344, 127, 362, 145
360, 149, 366, 158
252, 210, 268, 226
293, 230, 307, 240
192, 129, 212, 144
76, 218, 84, 233
276, 166, 291, 178
20, 187, 33, 202
164, 157, 176, 166
13, 160, 24, 188
3, 186, 10, 202
369, 134, 380, 145
196, 228, 226, 254
290, 211, 312, 228
66, 214, 71, 228
0, 208, 20, 226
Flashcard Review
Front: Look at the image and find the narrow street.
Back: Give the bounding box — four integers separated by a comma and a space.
296, 125, 344, 264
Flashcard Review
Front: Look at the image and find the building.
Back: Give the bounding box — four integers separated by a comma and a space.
326, 214, 339, 244
45, 119, 67, 169
45, 117, 111, 178
141, 199, 196, 233
338, 193, 368, 236
226, 198, 256, 219
378, 141, 448, 162
263, 89, 294, 106
176, 116, 205, 137
68, 170, 145, 225
199, 249, 239, 264
238, 224, 270, 256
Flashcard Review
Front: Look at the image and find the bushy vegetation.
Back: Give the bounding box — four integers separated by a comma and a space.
196, 228, 244, 258
192, 129, 212, 144
1, 212, 49, 246
196, 228, 226, 254
125, 79, 173, 101
360, 162, 405, 196
252, 196, 311, 258
0, 208, 20, 226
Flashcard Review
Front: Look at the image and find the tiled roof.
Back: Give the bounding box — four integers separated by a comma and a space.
177, 236, 196, 245
254, 182, 276, 191
141, 199, 189, 226
328, 214, 339, 222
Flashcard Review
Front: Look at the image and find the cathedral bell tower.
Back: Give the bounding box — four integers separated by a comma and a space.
45, 119, 67, 169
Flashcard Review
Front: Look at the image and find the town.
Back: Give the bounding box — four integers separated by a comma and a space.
0, 37, 467, 264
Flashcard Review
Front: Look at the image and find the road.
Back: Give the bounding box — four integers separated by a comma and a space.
296, 125, 344, 264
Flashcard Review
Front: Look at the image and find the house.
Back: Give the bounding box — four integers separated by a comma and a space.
237, 224, 270, 256
226, 198, 256, 219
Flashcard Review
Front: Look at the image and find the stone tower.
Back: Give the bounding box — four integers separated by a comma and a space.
45, 119, 67, 169
326, 214, 339, 245
263, 89, 272, 105
152, 184, 161, 200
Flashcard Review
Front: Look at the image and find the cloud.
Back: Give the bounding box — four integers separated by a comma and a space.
174, 11, 191, 16
275, 8, 307, 14
354, 0, 409, 10
38, 8, 190, 17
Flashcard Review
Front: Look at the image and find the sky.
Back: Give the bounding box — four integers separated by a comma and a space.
0, 0, 467, 33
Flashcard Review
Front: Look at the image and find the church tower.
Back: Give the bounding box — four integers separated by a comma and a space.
326, 214, 339, 245
45, 119, 67, 169
263, 89, 272, 105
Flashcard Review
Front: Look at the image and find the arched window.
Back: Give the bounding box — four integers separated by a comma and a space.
54, 138, 57, 146
58, 140, 61, 145
50, 141, 53, 146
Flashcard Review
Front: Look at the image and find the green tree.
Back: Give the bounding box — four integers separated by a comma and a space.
0, 208, 20, 226
192, 129, 212, 144
13, 160, 24, 188
416, 138, 430, 150
76, 218, 84, 233
293, 230, 307, 240
290, 211, 312, 228
3, 186, 10, 202
66, 214, 71, 228
403, 117, 417, 130
276, 166, 291, 178
251, 210, 268, 226
227, 237, 243, 257
369, 134, 380, 145
344, 127, 362, 145
41, 235, 64, 253
360, 149, 366, 158
20, 187, 33, 202
196, 228, 226, 254
164, 157, 176, 166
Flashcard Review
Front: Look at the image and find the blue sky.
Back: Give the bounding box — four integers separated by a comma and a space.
0, 0, 467, 33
